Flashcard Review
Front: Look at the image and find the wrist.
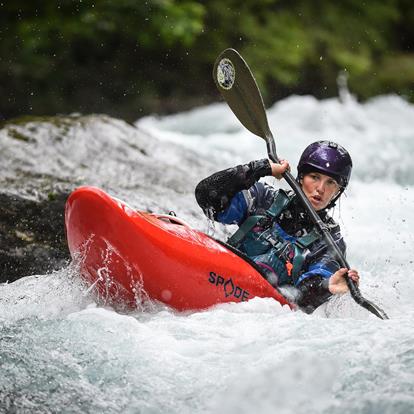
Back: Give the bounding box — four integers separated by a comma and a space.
323, 278, 332, 293
247, 159, 272, 179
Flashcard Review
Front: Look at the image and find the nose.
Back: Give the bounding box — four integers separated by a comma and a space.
316, 181, 326, 194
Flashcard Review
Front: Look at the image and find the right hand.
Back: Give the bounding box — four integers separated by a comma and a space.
328, 268, 360, 294
269, 159, 290, 179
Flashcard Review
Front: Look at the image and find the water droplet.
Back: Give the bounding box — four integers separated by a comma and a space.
161, 290, 172, 301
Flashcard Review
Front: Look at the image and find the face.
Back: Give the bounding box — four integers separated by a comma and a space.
301, 172, 340, 211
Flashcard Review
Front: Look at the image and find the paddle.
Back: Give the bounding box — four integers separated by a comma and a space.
213, 48, 389, 320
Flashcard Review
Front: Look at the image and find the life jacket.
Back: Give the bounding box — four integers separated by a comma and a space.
227, 189, 322, 286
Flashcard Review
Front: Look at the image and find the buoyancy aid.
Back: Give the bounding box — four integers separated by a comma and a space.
227, 189, 322, 286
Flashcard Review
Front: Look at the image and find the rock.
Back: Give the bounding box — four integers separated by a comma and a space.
0, 114, 123, 282
0, 113, 206, 282
0, 190, 71, 282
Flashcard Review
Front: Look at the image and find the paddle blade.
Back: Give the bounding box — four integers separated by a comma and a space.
213, 48, 272, 142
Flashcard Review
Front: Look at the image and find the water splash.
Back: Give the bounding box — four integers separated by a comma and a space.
2, 95, 414, 413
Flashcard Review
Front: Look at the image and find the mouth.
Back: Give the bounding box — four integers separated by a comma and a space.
310, 195, 322, 204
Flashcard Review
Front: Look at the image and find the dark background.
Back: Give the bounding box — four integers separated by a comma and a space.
1, 0, 413, 122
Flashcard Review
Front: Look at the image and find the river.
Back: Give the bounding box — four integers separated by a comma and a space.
1, 92, 413, 413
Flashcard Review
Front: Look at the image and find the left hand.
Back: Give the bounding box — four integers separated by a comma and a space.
269, 159, 290, 179
328, 268, 360, 295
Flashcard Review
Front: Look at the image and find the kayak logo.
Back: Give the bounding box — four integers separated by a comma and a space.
208, 271, 250, 301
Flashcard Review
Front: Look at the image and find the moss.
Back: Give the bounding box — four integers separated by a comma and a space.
7, 128, 31, 142
47, 192, 57, 201
2, 114, 76, 127
0, 114, 96, 145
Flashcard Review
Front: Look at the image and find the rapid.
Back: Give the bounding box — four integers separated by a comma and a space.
1, 92, 414, 413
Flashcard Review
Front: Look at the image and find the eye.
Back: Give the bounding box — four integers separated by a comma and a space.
327, 179, 339, 188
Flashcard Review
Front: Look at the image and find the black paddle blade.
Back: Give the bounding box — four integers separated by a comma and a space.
362, 300, 389, 320
350, 288, 389, 320
213, 48, 273, 143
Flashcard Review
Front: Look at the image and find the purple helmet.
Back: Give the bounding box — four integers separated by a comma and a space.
297, 141, 352, 188
297, 141, 352, 208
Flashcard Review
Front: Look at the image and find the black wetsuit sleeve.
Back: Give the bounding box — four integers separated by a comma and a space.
296, 277, 332, 314
195, 159, 271, 218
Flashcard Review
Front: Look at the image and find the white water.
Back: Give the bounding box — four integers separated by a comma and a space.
1, 93, 414, 413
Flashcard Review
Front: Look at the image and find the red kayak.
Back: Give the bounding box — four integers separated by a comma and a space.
65, 186, 293, 311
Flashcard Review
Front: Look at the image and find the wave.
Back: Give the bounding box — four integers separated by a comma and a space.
137, 94, 414, 185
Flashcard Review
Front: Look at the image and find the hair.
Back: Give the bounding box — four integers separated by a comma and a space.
299, 165, 343, 188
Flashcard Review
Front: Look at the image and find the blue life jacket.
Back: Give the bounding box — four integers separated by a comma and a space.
227, 189, 321, 286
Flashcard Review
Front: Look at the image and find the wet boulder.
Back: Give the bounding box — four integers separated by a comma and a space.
0, 113, 205, 282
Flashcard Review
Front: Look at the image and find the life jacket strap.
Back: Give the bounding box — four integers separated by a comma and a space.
290, 229, 320, 279
227, 189, 292, 247
295, 229, 321, 248
266, 189, 292, 219
227, 215, 263, 247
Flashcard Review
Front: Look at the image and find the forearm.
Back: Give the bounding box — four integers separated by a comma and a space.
195, 159, 271, 218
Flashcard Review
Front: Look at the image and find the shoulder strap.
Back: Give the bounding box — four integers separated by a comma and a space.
266, 189, 292, 219
227, 189, 292, 247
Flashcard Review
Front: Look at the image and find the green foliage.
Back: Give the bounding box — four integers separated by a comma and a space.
351, 53, 414, 101
0, 0, 413, 121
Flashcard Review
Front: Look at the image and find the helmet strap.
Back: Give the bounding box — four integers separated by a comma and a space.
325, 187, 345, 210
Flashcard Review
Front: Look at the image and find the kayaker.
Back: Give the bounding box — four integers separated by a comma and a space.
195, 140, 360, 313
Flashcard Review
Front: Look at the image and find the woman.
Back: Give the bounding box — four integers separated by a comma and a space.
195, 140, 360, 313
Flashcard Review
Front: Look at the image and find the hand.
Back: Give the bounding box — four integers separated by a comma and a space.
328, 268, 360, 295
270, 159, 290, 179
